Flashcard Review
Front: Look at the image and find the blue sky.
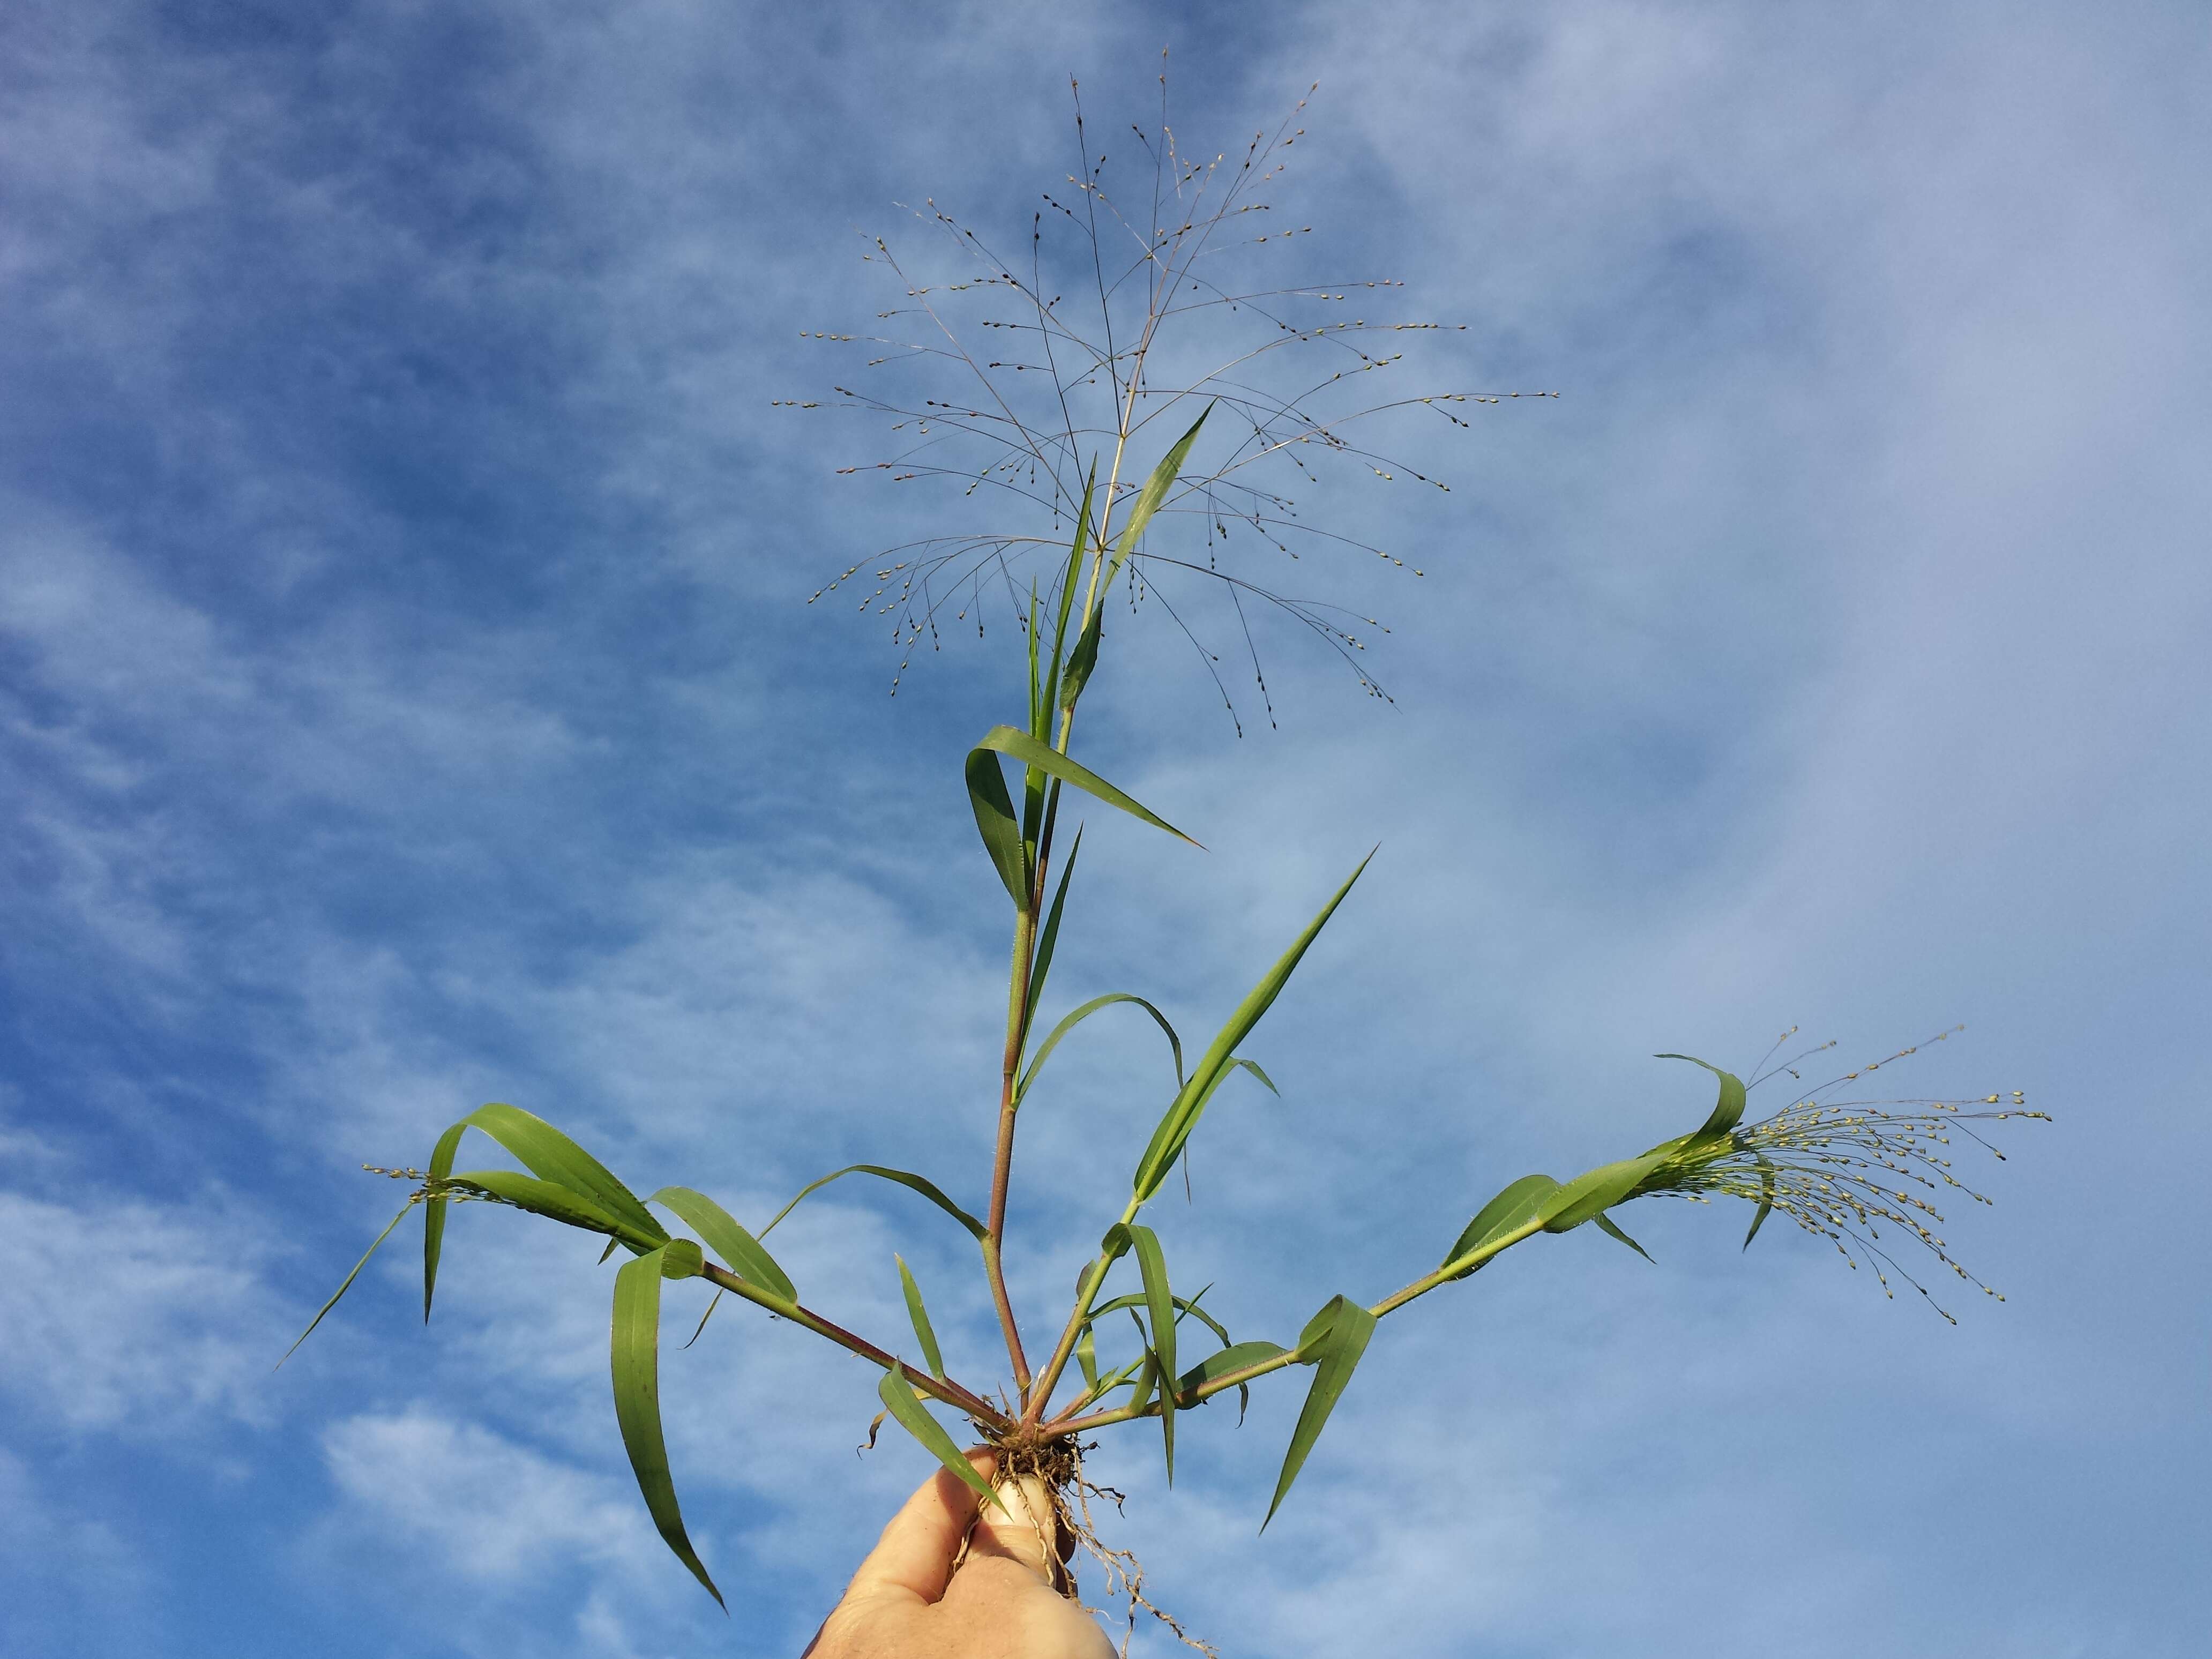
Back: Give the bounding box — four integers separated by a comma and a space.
3, 3, 2207, 1656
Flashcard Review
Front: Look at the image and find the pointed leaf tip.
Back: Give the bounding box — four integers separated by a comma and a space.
878, 1364, 1002, 1512
611, 1246, 725, 1608
1264, 1297, 1376, 1529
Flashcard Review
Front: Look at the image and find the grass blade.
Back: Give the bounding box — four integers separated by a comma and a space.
1655, 1053, 1748, 1135
1022, 825, 1082, 1037
895, 1254, 945, 1378
879, 1362, 1001, 1511
760, 1164, 988, 1243
1264, 1295, 1376, 1530
1175, 1340, 1287, 1403
1043, 469, 1095, 720
1133, 853, 1373, 1201
443, 1103, 667, 1246
423, 1119, 465, 1320
1743, 1153, 1777, 1250
1019, 992, 1184, 1104
279, 1201, 414, 1367
1441, 1173, 1560, 1276
1594, 1212, 1654, 1262
651, 1186, 796, 1304
975, 726, 1199, 848
447, 1169, 652, 1244
1058, 409, 1212, 717
611, 1246, 724, 1608
1538, 1151, 1670, 1234
1130, 1224, 1176, 1482
1106, 404, 1212, 582
966, 746, 1029, 909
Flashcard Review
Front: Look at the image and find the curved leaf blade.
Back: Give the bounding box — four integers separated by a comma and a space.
966, 747, 1029, 908
1655, 1053, 1749, 1136
650, 1186, 796, 1304
447, 1169, 650, 1243
976, 726, 1199, 848
1264, 1297, 1377, 1530
1020, 992, 1184, 1103
878, 1362, 1002, 1511
453, 1103, 666, 1245
611, 1246, 724, 1608
760, 1164, 988, 1243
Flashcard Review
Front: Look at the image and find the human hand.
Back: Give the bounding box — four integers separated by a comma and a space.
804, 1449, 1115, 1659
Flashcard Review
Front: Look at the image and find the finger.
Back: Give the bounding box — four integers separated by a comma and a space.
965, 1471, 1058, 1580
843, 1448, 995, 1605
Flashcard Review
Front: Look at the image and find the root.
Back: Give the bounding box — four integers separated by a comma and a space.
972, 1433, 1215, 1659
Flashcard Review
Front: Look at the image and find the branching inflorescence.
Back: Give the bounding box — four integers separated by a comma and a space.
294, 73, 2042, 1641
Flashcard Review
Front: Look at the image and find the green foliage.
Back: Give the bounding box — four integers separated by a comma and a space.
297, 99, 2043, 1610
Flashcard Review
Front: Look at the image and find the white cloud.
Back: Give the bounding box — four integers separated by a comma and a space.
0, 1188, 285, 1433
320, 1406, 652, 1582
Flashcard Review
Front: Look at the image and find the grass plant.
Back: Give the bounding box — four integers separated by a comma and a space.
296, 73, 2045, 1642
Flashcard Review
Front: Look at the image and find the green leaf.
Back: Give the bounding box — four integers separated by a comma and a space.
1296, 1294, 1349, 1355
1084, 1289, 1229, 1347
1077, 1323, 1099, 1391
1027, 581, 1045, 743
445, 1103, 667, 1246
1230, 1058, 1279, 1096
279, 1201, 415, 1367
1022, 826, 1082, 1038
1539, 1150, 1671, 1234
1019, 992, 1184, 1104
896, 1255, 945, 1378
1133, 854, 1373, 1201
1175, 1340, 1287, 1403
1106, 404, 1213, 582
975, 726, 1199, 848
649, 1187, 796, 1303
1264, 1296, 1377, 1529
1060, 606, 1103, 716
1442, 1173, 1560, 1275
423, 1120, 465, 1321
611, 1246, 724, 1607
878, 1363, 1002, 1511
761, 1164, 988, 1243
448, 1169, 647, 1243
1129, 1224, 1177, 1482
966, 745, 1029, 909
1044, 469, 1096, 720
660, 1239, 704, 1279
1594, 1212, 1654, 1262
1655, 1053, 1749, 1136
1743, 1153, 1777, 1250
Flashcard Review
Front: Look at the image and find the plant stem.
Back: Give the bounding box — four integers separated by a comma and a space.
1041, 1215, 1550, 1436
1020, 1193, 1141, 1425
696, 1261, 1007, 1426
984, 899, 1040, 1402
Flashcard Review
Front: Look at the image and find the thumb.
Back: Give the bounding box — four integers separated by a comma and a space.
967, 1472, 1061, 1581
